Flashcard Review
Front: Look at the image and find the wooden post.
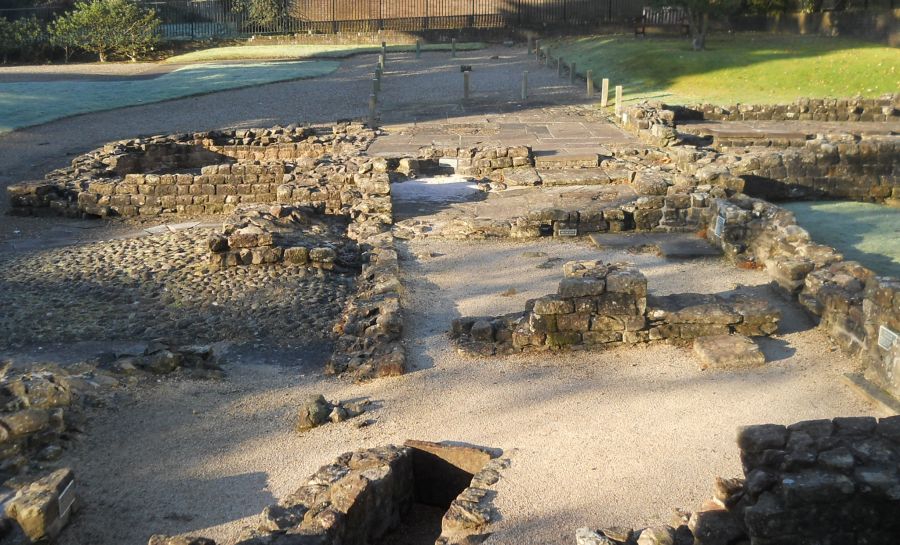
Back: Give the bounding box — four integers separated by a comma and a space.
463, 71, 470, 99
586, 69, 594, 97
527, 35, 533, 54
615, 85, 623, 115
600, 78, 609, 107
381, 41, 386, 57
378, 53, 385, 70
368, 94, 377, 127
373, 76, 380, 94
557, 57, 563, 77
521, 70, 528, 100
534, 39, 541, 59
569, 61, 576, 84
451, 38, 457, 57
415, 39, 421, 58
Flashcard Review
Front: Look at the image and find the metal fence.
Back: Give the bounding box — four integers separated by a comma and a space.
1, 0, 644, 41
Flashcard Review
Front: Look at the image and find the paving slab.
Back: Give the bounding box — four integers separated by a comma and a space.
658, 236, 723, 259
693, 334, 766, 369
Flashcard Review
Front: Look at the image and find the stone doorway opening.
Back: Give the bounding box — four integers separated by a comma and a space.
375, 440, 497, 545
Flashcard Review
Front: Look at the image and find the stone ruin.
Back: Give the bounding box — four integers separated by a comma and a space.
578, 415, 900, 545
709, 194, 900, 399
450, 260, 780, 364
149, 440, 508, 545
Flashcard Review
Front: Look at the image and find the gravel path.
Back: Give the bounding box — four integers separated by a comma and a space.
52, 238, 880, 545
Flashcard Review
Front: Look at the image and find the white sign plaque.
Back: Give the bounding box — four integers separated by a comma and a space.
714, 214, 725, 238
878, 325, 898, 351
557, 228, 578, 237
58, 480, 76, 517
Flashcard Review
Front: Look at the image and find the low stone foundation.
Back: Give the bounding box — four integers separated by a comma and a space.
684, 94, 899, 123
7, 123, 377, 218
578, 415, 900, 545
618, 99, 900, 203
450, 260, 780, 356
709, 195, 900, 398
149, 441, 507, 545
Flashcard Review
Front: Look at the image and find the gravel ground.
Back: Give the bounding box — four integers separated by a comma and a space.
0, 227, 353, 350
50, 238, 881, 545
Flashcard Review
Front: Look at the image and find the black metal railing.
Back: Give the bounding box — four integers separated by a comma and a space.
1, 0, 644, 41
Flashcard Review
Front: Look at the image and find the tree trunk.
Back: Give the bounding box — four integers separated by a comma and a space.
99, 49, 107, 62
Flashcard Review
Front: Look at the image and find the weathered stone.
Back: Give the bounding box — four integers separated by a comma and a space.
693, 335, 766, 369
533, 296, 575, 315
576, 527, 616, 545
5, 468, 76, 543
297, 395, 331, 431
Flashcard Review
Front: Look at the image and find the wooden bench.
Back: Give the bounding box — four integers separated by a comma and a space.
633, 6, 690, 36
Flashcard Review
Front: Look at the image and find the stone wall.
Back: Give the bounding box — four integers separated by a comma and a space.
738, 416, 900, 544
149, 441, 507, 545
416, 145, 533, 178
450, 260, 780, 356
578, 415, 900, 545
7, 124, 376, 218
708, 195, 900, 398
617, 100, 899, 203
682, 93, 899, 123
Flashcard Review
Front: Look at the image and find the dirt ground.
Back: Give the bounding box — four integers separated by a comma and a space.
50, 237, 880, 545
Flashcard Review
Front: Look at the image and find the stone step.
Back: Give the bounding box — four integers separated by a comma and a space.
534, 153, 599, 169
537, 168, 635, 186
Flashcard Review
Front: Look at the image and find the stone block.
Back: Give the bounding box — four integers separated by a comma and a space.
533, 296, 574, 315
558, 278, 606, 298
5, 469, 77, 542
557, 313, 591, 332
693, 334, 766, 369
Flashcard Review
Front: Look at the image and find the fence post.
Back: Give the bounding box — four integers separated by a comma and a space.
463, 71, 470, 100
615, 85, 623, 115
452, 38, 457, 57
586, 69, 594, 97
416, 39, 421, 58
557, 57, 563, 77
534, 39, 541, 60
368, 94, 377, 127
601, 78, 609, 107
527, 36, 533, 54
379, 53, 385, 70
569, 61, 576, 84
373, 76, 380, 94
521, 71, 528, 100
381, 41, 386, 57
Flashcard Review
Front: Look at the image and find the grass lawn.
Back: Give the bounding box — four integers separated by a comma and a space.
783, 201, 900, 277
164, 42, 486, 64
543, 34, 899, 105
0, 60, 338, 135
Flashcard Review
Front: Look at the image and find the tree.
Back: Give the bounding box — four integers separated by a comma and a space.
48, 12, 80, 62
233, 0, 285, 29
51, 0, 160, 62
658, 0, 741, 50
0, 16, 45, 64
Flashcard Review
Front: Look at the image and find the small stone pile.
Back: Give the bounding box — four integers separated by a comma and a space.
618, 102, 678, 147
296, 394, 369, 430
451, 260, 780, 356
207, 204, 354, 270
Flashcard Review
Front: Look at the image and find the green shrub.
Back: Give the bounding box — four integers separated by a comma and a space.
0, 16, 45, 64
49, 0, 160, 62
